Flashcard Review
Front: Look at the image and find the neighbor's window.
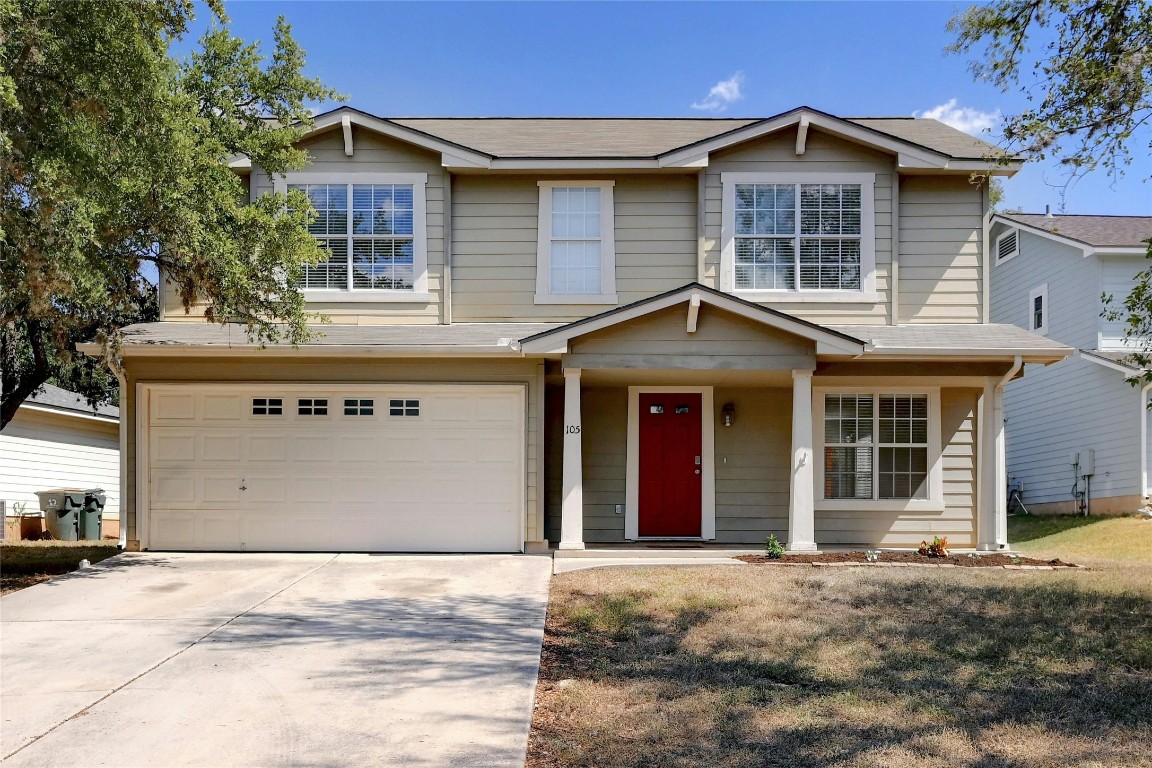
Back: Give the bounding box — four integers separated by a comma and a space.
535, 181, 617, 303
1028, 284, 1048, 335
721, 173, 875, 298
823, 394, 929, 500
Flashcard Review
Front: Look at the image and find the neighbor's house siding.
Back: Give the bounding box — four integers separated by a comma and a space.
1002, 356, 1142, 510
991, 224, 1147, 512
897, 177, 986, 324
119, 356, 545, 548
451, 173, 698, 322
162, 127, 447, 324
1100, 255, 1147, 348
702, 128, 894, 325
1, 408, 120, 531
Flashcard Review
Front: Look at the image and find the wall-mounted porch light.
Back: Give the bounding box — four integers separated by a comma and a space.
721, 402, 735, 427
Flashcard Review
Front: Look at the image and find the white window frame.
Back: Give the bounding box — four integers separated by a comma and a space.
995, 228, 1020, 264
1028, 283, 1049, 335
813, 387, 944, 512
273, 172, 430, 302
720, 172, 877, 302
535, 180, 618, 304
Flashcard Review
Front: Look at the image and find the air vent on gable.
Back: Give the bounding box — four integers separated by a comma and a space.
997, 230, 1019, 262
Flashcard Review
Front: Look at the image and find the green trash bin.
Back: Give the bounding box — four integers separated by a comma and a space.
78, 489, 107, 540
34, 489, 85, 541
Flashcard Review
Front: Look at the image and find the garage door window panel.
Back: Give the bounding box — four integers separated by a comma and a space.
344, 399, 375, 416
298, 398, 329, 416
252, 398, 283, 416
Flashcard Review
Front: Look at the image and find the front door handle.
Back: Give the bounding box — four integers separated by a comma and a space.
694, 456, 701, 465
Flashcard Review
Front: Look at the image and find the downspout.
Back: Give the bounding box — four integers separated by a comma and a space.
1142, 383, 1152, 499
890, 173, 900, 325
442, 172, 453, 325
982, 355, 1022, 550
115, 368, 129, 551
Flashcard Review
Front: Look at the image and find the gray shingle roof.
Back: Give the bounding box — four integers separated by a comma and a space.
118, 322, 564, 348
999, 214, 1152, 248
829, 324, 1073, 358
377, 113, 1007, 161
28, 383, 119, 419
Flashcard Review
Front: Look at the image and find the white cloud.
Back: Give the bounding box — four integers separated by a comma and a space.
914, 99, 1001, 136
692, 72, 745, 112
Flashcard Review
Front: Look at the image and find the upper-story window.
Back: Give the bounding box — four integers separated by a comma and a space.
535, 181, 617, 305
720, 173, 876, 301
1028, 283, 1048, 336
274, 173, 429, 301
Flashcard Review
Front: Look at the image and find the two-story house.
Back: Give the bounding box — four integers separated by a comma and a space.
990, 213, 1152, 515
87, 106, 1072, 555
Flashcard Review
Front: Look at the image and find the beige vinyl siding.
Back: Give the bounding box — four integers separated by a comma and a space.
566, 304, 815, 371
120, 356, 544, 547
713, 387, 790, 543
162, 127, 447, 324
815, 388, 979, 548
703, 128, 893, 325
0, 408, 120, 521
898, 177, 985, 323
452, 174, 698, 321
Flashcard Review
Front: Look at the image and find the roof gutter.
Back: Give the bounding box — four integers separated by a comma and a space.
79, 343, 525, 359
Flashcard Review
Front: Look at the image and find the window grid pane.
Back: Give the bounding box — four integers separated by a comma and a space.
293, 183, 415, 292
550, 240, 602, 294
549, 187, 603, 295
733, 183, 862, 292
877, 395, 929, 500
823, 395, 875, 500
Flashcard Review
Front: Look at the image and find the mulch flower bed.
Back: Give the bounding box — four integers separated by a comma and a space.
736, 551, 1079, 569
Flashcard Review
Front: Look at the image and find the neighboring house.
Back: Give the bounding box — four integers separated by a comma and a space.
1, 383, 120, 539
990, 213, 1152, 515
79, 105, 1072, 555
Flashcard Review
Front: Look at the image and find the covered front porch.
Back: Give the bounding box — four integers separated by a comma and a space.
521, 284, 1072, 554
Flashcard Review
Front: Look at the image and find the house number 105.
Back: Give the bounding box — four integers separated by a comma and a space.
564, 425, 581, 434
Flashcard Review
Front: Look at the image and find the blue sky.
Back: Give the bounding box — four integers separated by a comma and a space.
188, 1, 1149, 215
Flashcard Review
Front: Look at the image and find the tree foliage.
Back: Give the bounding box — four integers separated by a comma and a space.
0, 0, 340, 428
951, 0, 1152, 387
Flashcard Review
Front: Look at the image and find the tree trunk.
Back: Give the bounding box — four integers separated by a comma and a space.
1, 321, 52, 430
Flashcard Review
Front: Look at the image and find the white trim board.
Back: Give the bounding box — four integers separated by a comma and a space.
624, 386, 716, 541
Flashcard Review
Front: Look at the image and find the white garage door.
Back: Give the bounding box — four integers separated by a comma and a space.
143, 384, 525, 552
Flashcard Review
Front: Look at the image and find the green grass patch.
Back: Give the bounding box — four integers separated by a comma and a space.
1009, 515, 1152, 563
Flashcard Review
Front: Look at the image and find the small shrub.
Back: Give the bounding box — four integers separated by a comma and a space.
865, 549, 881, 563
764, 534, 785, 559
917, 536, 950, 558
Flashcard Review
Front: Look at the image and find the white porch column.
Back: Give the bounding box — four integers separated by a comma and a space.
559, 367, 585, 550
788, 370, 818, 551
978, 379, 1009, 551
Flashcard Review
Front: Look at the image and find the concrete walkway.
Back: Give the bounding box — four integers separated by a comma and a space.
1, 552, 552, 768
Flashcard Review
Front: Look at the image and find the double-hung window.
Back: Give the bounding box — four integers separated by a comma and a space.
1028, 283, 1048, 335
274, 173, 429, 301
815, 390, 942, 510
535, 181, 617, 304
721, 173, 876, 300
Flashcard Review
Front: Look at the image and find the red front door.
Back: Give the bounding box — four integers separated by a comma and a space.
638, 393, 702, 537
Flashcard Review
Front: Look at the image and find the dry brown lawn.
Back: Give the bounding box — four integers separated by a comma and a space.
528, 520, 1152, 767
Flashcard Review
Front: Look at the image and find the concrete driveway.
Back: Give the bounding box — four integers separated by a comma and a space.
1, 552, 552, 767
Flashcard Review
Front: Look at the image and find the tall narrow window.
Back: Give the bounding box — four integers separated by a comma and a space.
536, 181, 617, 303
1028, 284, 1049, 335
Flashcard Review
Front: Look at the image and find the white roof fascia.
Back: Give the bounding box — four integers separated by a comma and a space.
990, 215, 1092, 254
309, 110, 494, 168
227, 155, 252, 170
519, 289, 866, 356
1091, 246, 1149, 256
863, 348, 1072, 364
657, 110, 951, 170
1080, 350, 1145, 374
21, 402, 119, 424
91, 344, 522, 358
